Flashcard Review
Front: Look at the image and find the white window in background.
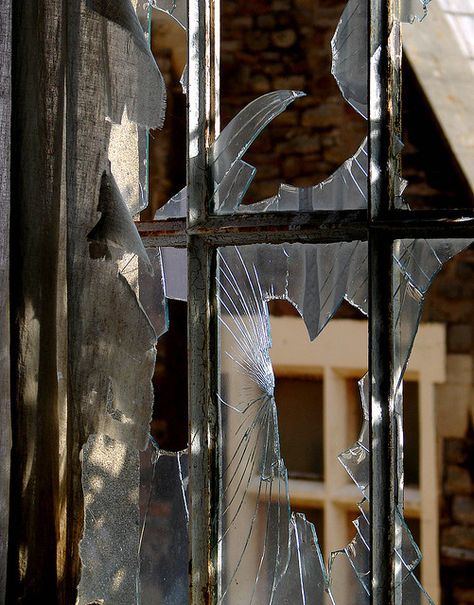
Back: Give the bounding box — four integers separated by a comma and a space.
269, 317, 445, 604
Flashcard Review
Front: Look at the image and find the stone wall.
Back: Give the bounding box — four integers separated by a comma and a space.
220, 0, 366, 204
440, 428, 474, 605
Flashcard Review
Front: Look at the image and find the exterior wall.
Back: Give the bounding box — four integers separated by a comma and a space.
220, 0, 366, 204
425, 253, 474, 605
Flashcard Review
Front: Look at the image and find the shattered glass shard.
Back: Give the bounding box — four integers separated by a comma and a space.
401, 0, 430, 23
154, 187, 187, 219
161, 248, 188, 301
212, 160, 256, 214
329, 546, 370, 605
139, 442, 189, 604
150, 0, 187, 29
331, 0, 368, 120
155, 91, 304, 218
138, 249, 168, 336
272, 513, 332, 605
244, 139, 368, 213
87, 0, 166, 128
211, 91, 305, 186
150, 0, 188, 93
331, 0, 430, 121
88, 170, 152, 272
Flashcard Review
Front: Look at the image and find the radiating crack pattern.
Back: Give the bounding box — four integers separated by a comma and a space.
213, 238, 472, 604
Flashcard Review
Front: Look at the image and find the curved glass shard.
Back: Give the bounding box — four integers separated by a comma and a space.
156, 91, 304, 218
151, 0, 187, 29
244, 140, 368, 213
331, 0, 430, 121
88, 170, 152, 272
211, 90, 304, 186
331, 0, 368, 119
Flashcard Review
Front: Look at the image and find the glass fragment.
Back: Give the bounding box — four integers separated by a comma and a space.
154, 187, 187, 219
87, 0, 166, 128
151, 0, 187, 29
401, 0, 430, 23
209, 235, 473, 603
139, 442, 189, 604
87, 170, 152, 272
155, 91, 304, 218
331, 0, 368, 119
150, 0, 188, 94
243, 140, 368, 213
152, 0, 431, 221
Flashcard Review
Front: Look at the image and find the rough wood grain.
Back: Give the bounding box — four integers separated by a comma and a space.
8, 0, 66, 601
0, 1, 11, 603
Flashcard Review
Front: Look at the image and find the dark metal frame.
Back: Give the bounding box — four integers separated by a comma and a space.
137, 0, 474, 603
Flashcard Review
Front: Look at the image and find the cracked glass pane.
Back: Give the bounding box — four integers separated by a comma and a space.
152, 0, 377, 220
213, 236, 472, 604
144, 197, 473, 605
216, 243, 365, 604
161, 0, 422, 217
75, 0, 472, 601
150, 0, 428, 220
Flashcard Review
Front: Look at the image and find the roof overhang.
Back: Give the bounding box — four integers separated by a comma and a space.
403, 2, 474, 194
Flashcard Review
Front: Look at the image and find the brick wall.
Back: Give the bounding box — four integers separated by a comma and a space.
440, 427, 474, 605
221, 0, 366, 204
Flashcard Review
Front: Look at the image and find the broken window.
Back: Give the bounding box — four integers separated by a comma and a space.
3, 0, 473, 604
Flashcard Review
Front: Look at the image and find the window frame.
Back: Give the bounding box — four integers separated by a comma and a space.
136, 0, 474, 603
